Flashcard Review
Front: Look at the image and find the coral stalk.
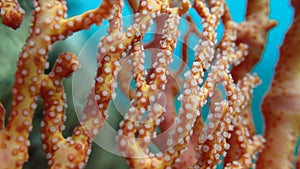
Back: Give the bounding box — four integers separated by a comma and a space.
257, 1, 300, 168
0, 0, 25, 29
0, 0, 115, 168
0, 0, 298, 168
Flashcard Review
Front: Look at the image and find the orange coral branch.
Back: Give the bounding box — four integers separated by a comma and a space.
0, 0, 24, 29
0, 0, 297, 168
257, 1, 300, 168
40, 52, 92, 169
0, 0, 115, 168
224, 0, 276, 164
231, 0, 277, 81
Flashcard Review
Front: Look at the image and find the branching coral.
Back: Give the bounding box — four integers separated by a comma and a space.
0, 0, 299, 169
257, 1, 300, 168
0, 0, 115, 168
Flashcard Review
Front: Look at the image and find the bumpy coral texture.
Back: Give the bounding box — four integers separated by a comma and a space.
0, 0, 299, 169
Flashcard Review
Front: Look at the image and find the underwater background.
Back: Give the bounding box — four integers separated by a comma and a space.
0, 0, 295, 168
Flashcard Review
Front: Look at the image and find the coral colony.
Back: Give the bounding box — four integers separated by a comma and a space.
0, 0, 299, 169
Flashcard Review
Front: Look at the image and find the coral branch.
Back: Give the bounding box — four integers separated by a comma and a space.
0, 0, 25, 29
61, 0, 115, 33
257, 1, 300, 168
0, 0, 115, 168
231, 0, 277, 80
40, 52, 90, 169
0, 0, 297, 168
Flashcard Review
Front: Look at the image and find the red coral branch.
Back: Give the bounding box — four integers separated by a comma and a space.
0, 0, 25, 29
